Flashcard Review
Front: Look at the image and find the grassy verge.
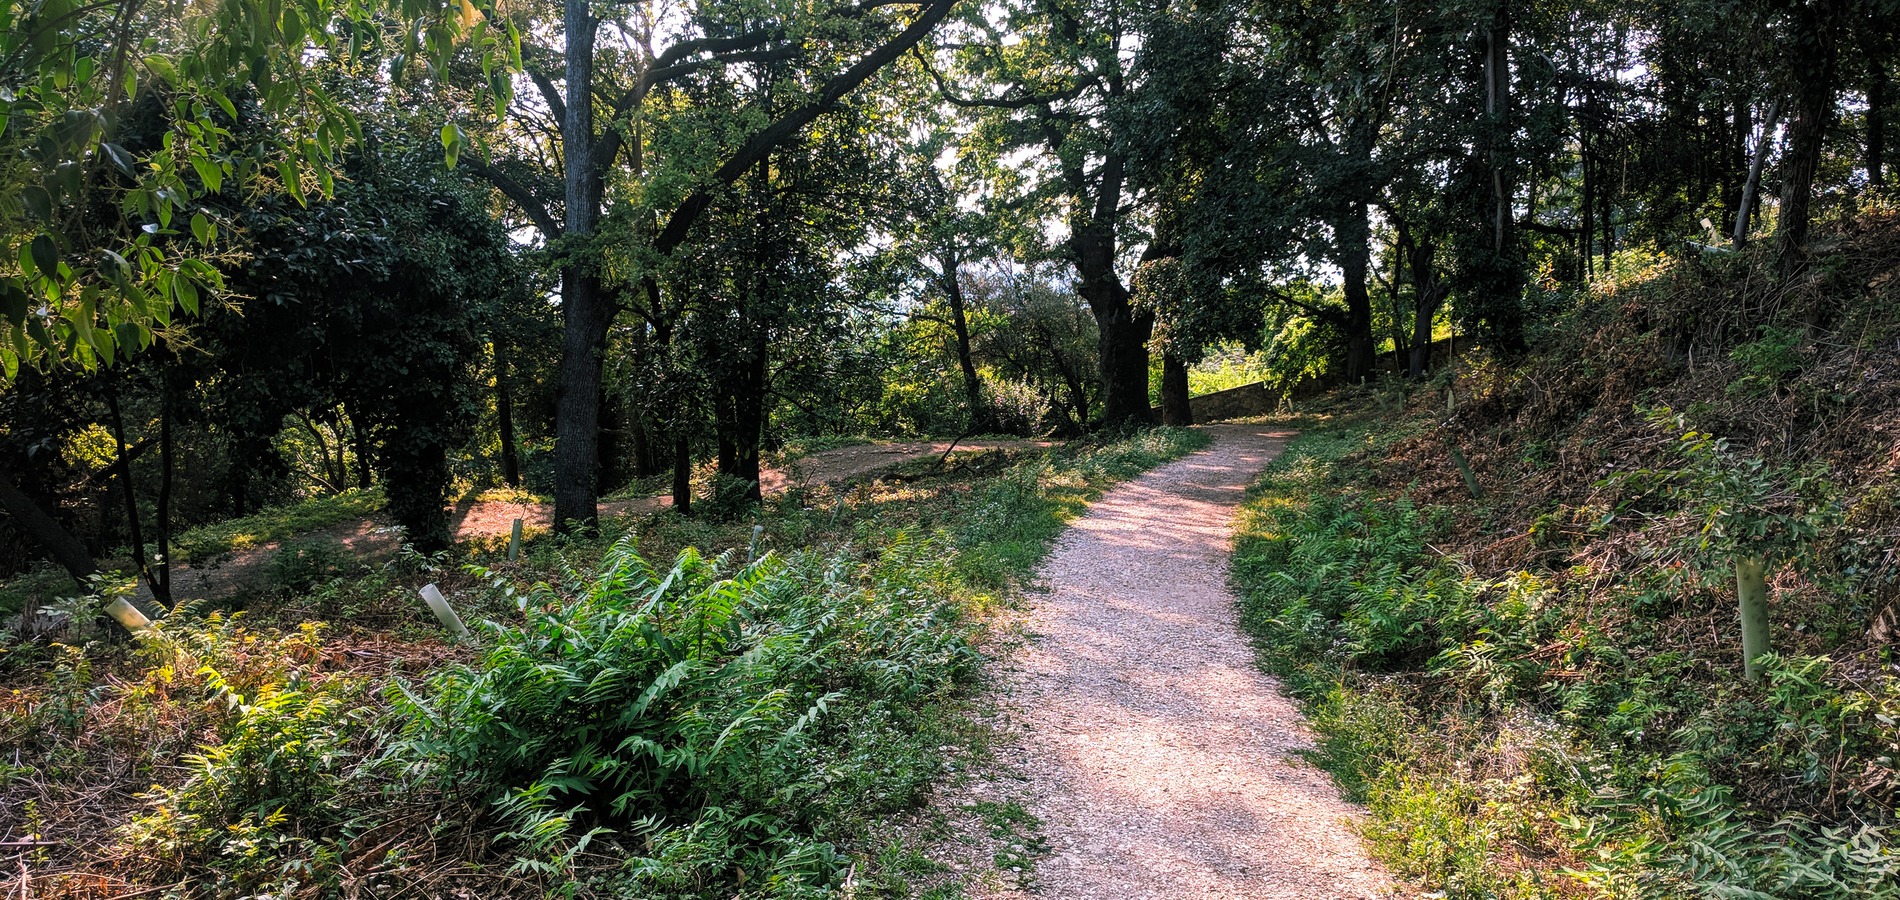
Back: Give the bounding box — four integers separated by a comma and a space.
1, 427, 1206, 900
172, 487, 386, 563
1230, 419, 1900, 900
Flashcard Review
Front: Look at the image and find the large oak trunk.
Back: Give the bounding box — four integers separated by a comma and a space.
1092, 302, 1155, 428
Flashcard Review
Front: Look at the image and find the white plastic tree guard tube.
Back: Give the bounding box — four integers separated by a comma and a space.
418, 583, 474, 644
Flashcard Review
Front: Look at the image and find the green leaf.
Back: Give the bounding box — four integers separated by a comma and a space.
0, 282, 27, 328
113, 321, 144, 354
191, 156, 222, 193
173, 271, 200, 314
279, 158, 306, 206
191, 211, 214, 245
208, 88, 237, 121
29, 235, 58, 280
441, 123, 462, 169
20, 185, 51, 220
102, 142, 138, 177
144, 55, 178, 86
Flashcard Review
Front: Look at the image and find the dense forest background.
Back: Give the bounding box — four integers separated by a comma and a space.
5, 0, 1895, 592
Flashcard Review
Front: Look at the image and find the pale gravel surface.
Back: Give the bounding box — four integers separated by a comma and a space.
975, 423, 1399, 900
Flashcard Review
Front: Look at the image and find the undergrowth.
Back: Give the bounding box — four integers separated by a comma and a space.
1, 426, 1206, 899
1230, 214, 1900, 898
1233, 413, 1900, 894
172, 487, 386, 564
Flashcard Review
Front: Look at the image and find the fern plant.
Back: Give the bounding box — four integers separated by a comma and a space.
393, 534, 979, 892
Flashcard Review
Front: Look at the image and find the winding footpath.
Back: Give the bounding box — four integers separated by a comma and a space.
984, 423, 1397, 899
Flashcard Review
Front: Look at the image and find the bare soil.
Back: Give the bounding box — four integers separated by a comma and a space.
950, 423, 1398, 899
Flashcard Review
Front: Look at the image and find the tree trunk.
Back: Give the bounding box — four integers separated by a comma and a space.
1488, 8, 1514, 261
106, 391, 153, 597
494, 340, 521, 488
942, 255, 987, 432
553, 271, 611, 530
671, 434, 692, 516
714, 331, 769, 503
346, 402, 373, 489
153, 385, 174, 607
1475, 4, 1528, 354
1408, 238, 1447, 378
0, 462, 95, 588
1868, 69, 1887, 188
1580, 120, 1595, 278
1070, 151, 1153, 430
1091, 303, 1154, 428
1159, 352, 1192, 425
1776, 0, 1845, 272
1735, 100, 1781, 250
551, 0, 607, 532
1337, 201, 1377, 383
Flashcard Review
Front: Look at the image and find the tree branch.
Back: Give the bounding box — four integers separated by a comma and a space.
527, 68, 567, 124
652, 0, 962, 256
464, 158, 562, 238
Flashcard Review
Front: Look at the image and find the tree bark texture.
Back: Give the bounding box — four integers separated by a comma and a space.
494, 341, 521, 488
714, 331, 769, 503
550, 0, 608, 531
1071, 154, 1154, 429
1337, 200, 1377, 382
942, 255, 988, 431
1407, 237, 1448, 378
1776, 0, 1845, 272
1159, 352, 1192, 425
1735, 100, 1780, 250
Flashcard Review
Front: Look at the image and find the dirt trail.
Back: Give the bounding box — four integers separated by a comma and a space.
127, 439, 1048, 606
975, 423, 1396, 899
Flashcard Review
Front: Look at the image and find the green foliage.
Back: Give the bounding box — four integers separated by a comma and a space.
1607, 408, 1841, 569
266, 535, 354, 595
391, 537, 980, 891
1728, 326, 1806, 396
0, 0, 517, 376
172, 488, 382, 563
1231, 424, 1900, 899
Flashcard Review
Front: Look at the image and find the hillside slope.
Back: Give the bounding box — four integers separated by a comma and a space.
1232, 213, 1900, 898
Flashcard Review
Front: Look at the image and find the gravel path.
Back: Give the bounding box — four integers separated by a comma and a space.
985, 423, 1396, 899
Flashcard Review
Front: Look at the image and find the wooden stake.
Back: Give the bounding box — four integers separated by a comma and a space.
507, 518, 523, 561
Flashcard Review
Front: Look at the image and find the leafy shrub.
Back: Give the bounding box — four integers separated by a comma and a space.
124, 618, 374, 893
1728, 325, 1805, 395
393, 536, 979, 892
